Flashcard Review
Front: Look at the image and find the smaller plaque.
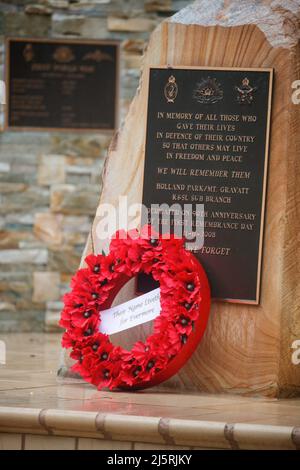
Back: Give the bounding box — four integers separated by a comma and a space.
5, 37, 120, 131
141, 66, 273, 304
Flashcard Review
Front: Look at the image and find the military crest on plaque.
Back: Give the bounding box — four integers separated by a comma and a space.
164, 75, 178, 103
53, 46, 75, 63
23, 43, 34, 62
193, 77, 223, 104
235, 77, 257, 104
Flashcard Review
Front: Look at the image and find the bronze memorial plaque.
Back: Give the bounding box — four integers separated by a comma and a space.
5, 37, 120, 131
141, 66, 273, 303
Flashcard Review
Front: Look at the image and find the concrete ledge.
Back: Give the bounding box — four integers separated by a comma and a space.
0, 406, 298, 450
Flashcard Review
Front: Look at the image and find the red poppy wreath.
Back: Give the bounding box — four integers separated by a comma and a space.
60, 226, 211, 390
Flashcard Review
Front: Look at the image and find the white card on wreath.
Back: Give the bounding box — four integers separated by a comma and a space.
99, 288, 161, 335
